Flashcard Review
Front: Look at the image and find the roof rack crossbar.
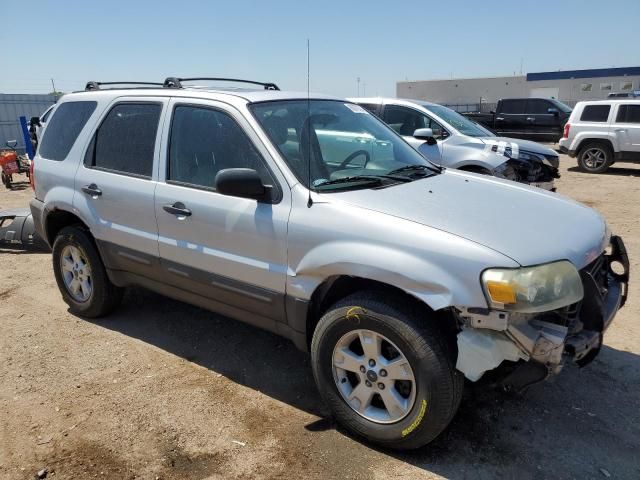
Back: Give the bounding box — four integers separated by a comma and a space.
163, 77, 279, 91
85, 81, 164, 91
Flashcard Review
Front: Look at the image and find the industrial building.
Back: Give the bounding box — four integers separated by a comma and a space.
0, 94, 57, 154
397, 66, 640, 112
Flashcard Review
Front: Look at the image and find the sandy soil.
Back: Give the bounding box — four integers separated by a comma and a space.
1, 157, 639, 480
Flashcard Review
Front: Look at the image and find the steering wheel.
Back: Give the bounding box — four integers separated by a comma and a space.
339, 149, 371, 169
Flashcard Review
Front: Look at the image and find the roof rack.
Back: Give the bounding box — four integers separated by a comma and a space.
163, 77, 280, 91
85, 81, 164, 91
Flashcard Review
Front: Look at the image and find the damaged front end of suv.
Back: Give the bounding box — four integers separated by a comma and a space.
455, 236, 629, 390
493, 147, 561, 192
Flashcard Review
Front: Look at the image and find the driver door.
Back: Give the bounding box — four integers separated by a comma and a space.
154, 98, 291, 328
381, 104, 444, 164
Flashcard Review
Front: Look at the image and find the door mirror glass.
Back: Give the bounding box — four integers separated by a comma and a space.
215, 168, 266, 200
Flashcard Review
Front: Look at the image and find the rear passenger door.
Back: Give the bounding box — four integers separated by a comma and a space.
74, 98, 168, 276
614, 103, 640, 155
153, 98, 290, 327
496, 99, 526, 137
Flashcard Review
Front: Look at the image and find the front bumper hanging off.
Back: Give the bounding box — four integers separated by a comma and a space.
456, 236, 629, 389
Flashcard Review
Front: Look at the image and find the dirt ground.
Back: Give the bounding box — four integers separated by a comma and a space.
1, 156, 639, 480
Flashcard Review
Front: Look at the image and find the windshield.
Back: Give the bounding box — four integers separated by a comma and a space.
250, 100, 438, 190
422, 104, 494, 137
550, 99, 573, 113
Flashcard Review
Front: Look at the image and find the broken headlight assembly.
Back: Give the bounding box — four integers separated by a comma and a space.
481, 261, 584, 313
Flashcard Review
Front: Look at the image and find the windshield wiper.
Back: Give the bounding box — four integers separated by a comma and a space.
387, 164, 440, 176
314, 174, 409, 190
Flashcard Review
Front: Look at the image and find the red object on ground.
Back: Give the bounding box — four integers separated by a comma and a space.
0, 151, 19, 175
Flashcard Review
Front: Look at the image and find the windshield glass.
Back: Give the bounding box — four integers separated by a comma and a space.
550, 99, 573, 113
250, 100, 438, 190
422, 104, 494, 137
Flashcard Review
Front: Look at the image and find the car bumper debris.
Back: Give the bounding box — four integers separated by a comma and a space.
455, 236, 629, 389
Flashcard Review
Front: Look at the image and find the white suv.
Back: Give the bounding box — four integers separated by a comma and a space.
559, 99, 640, 173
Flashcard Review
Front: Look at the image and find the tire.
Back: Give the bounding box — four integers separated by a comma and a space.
311, 292, 463, 450
577, 142, 613, 173
52, 226, 123, 318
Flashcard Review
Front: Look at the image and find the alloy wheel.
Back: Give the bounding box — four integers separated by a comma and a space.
332, 329, 417, 424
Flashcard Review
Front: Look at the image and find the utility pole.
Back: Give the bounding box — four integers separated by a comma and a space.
50, 78, 57, 95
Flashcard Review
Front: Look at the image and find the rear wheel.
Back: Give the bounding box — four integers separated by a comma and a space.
577, 142, 612, 173
52, 226, 123, 317
311, 292, 463, 450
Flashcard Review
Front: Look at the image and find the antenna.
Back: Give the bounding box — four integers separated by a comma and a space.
306, 38, 313, 208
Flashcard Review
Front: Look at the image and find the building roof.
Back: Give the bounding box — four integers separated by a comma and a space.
526, 67, 640, 81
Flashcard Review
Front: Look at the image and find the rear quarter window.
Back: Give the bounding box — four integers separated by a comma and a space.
39, 101, 97, 161
580, 105, 611, 122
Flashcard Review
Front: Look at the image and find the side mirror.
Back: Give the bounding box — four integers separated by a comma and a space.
215, 168, 266, 200
547, 107, 559, 116
413, 128, 437, 145
30, 116, 41, 127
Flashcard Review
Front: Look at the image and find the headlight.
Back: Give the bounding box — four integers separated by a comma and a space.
481, 261, 584, 313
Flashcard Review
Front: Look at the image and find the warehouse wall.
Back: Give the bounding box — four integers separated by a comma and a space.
0, 94, 57, 154
397, 74, 640, 105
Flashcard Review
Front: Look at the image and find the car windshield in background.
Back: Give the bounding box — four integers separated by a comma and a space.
550, 99, 573, 113
423, 104, 494, 137
250, 100, 438, 191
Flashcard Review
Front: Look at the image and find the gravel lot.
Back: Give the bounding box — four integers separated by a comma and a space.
1, 156, 639, 480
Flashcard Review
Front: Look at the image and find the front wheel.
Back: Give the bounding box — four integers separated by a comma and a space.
311, 292, 463, 450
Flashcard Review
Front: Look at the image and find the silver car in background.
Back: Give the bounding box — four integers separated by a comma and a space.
31, 80, 628, 450
351, 98, 561, 190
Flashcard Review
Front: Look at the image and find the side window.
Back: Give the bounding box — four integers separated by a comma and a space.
41, 106, 54, 123
500, 100, 526, 114
616, 104, 640, 123
527, 99, 552, 114
39, 101, 97, 161
382, 106, 428, 136
426, 117, 447, 139
168, 105, 272, 189
358, 103, 380, 117
580, 105, 611, 122
85, 103, 161, 178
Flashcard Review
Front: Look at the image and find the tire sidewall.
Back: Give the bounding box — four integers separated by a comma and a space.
312, 302, 455, 447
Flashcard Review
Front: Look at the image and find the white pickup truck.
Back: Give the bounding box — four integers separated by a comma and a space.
559, 99, 640, 173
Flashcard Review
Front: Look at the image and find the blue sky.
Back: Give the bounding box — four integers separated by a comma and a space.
1, 0, 638, 97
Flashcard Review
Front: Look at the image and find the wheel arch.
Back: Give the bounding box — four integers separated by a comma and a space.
45, 209, 90, 245
304, 275, 457, 350
575, 137, 615, 155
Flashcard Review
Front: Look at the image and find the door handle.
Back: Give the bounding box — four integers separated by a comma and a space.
496, 117, 505, 121
615, 128, 627, 132
163, 202, 192, 217
81, 183, 102, 197
526, 117, 535, 122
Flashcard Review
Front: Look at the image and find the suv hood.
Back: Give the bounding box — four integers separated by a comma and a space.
329, 170, 607, 268
480, 136, 558, 157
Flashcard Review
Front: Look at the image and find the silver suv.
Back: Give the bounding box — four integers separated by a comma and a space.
559, 99, 640, 173
351, 98, 560, 190
31, 78, 629, 450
